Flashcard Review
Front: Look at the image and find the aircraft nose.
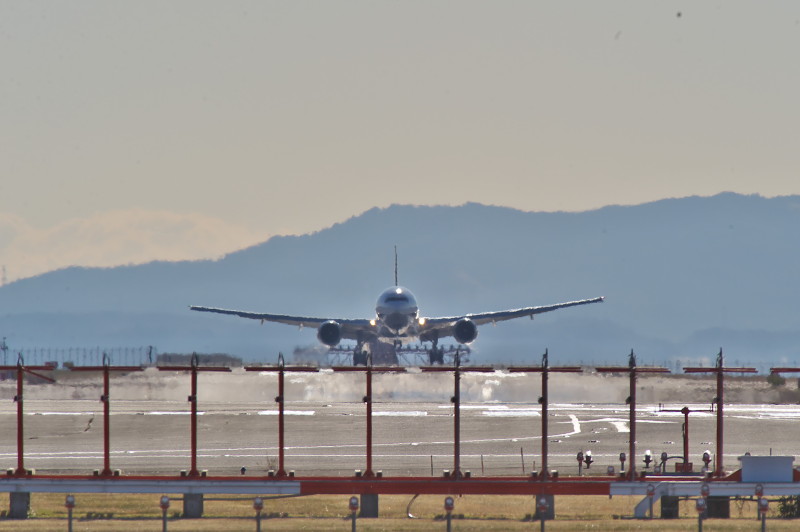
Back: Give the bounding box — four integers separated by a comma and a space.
384, 312, 409, 331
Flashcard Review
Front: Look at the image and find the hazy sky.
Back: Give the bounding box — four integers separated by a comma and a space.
2, 1, 799, 282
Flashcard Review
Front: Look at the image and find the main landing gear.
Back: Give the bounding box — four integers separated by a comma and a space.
352, 339, 369, 366
427, 340, 445, 365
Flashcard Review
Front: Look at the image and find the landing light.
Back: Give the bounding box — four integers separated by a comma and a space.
418, 318, 426, 326
369, 319, 376, 327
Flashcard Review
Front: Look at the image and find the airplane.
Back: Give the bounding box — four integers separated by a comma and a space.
190, 250, 603, 364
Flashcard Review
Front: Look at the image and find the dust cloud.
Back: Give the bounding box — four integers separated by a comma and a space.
2, 368, 793, 406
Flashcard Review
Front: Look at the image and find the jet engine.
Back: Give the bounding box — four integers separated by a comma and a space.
317, 320, 342, 347
453, 318, 478, 344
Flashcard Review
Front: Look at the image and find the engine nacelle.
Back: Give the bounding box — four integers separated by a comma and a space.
317, 320, 342, 347
453, 318, 478, 345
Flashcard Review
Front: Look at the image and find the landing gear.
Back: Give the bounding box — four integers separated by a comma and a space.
353, 350, 368, 366
353, 339, 369, 366
427, 339, 444, 365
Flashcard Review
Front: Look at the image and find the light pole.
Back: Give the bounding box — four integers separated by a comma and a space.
537, 496, 549, 532
755, 483, 765, 521
159, 495, 170, 532
65, 494, 75, 532
696, 497, 706, 532
349, 496, 359, 532
444, 496, 454, 532
253, 497, 264, 532
759, 497, 769, 532
646, 484, 655, 519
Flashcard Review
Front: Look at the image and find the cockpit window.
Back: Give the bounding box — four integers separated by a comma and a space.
385, 295, 409, 303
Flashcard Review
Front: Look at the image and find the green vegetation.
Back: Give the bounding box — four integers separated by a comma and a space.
0, 494, 798, 531
767, 373, 786, 387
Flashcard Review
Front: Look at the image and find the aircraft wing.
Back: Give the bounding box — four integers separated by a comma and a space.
421, 296, 605, 329
189, 306, 373, 340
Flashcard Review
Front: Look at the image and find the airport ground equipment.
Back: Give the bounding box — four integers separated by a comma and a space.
349, 495, 359, 531
65, 494, 75, 532
684, 349, 757, 476
253, 496, 264, 532
656, 404, 714, 472
596, 350, 670, 480
444, 495, 454, 532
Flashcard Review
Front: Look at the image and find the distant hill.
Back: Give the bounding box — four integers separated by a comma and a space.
1, 193, 799, 369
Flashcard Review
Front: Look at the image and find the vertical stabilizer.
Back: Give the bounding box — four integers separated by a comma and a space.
394, 246, 398, 286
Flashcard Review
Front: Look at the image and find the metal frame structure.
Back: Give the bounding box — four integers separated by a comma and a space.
596, 350, 670, 480
509, 349, 582, 480
68, 353, 143, 476
683, 349, 756, 476
656, 404, 714, 471
0, 355, 56, 476
156, 353, 231, 477
0, 349, 794, 511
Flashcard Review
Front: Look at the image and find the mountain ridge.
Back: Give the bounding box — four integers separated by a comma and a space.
1, 193, 798, 366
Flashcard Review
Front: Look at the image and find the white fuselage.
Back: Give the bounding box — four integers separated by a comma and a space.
374, 286, 420, 339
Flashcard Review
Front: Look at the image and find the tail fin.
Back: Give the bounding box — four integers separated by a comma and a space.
394, 245, 398, 286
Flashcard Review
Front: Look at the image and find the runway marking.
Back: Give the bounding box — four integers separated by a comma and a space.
481, 410, 540, 417
560, 414, 581, 437
373, 411, 428, 417
575, 417, 629, 432
610, 421, 628, 433
257, 411, 315, 416
146, 412, 204, 416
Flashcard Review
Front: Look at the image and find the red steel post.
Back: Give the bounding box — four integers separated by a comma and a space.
68, 359, 142, 475
102, 362, 112, 475
365, 359, 374, 477
628, 351, 637, 482
541, 352, 549, 480
453, 351, 461, 478
189, 355, 199, 477
715, 351, 724, 477
684, 349, 755, 477
682, 406, 690, 465
1, 356, 55, 477
509, 357, 582, 481
15, 361, 24, 476
159, 354, 230, 477
597, 351, 669, 481
246, 357, 317, 478
277, 358, 286, 476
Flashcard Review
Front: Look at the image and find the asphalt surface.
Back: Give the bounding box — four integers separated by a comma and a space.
1, 369, 798, 477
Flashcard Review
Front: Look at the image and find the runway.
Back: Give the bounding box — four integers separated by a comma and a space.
2, 379, 799, 478
1, 368, 799, 477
